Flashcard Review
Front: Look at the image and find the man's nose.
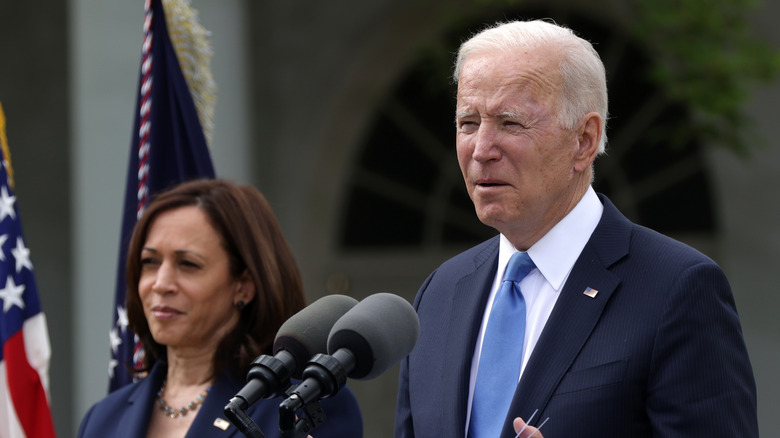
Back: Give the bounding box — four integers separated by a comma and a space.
472, 125, 501, 162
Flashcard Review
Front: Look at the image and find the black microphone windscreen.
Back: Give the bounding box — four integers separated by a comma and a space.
327, 293, 420, 380
273, 294, 359, 379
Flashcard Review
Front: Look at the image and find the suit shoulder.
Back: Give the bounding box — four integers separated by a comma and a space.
432, 236, 499, 275
628, 222, 719, 267
597, 193, 719, 269
77, 381, 142, 437
86, 381, 139, 412
412, 237, 497, 308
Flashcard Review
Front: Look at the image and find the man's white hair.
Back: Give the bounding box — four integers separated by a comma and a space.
454, 20, 609, 154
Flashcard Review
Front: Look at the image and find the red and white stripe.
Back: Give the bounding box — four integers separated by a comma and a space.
0, 312, 55, 437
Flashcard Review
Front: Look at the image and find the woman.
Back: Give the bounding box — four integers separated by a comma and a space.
78, 179, 363, 437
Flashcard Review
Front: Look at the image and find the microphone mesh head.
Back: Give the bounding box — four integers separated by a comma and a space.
327, 293, 420, 380
273, 294, 358, 379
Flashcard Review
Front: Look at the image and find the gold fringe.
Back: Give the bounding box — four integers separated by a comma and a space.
0, 101, 14, 188
162, 0, 217, 147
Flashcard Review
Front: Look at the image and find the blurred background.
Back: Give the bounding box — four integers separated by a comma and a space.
1, 0, 779, 436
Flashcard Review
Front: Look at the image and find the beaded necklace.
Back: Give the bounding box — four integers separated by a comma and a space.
156, 379, 211, 419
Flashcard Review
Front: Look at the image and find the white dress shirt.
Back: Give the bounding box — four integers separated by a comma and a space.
465, 186, 603, 432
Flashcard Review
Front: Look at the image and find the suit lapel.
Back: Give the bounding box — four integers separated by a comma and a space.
112, 363, 239, 438
438, 238, 500, 438
116, 364, 166, 438
503, 196, 631, 433
186, 374, 240, 437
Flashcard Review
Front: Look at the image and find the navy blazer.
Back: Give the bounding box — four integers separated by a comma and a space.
78, 362, 363, 438
395, 194, 758, 437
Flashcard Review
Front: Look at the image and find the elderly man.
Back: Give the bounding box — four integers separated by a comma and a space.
394, 20, 757, 438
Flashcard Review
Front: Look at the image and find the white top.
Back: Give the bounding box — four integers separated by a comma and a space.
465, 186, 604, 432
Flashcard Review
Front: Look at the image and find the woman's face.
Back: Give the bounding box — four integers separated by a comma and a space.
138, 206, 242, 355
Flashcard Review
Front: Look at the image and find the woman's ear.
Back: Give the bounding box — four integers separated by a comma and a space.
235, 271, 256, 306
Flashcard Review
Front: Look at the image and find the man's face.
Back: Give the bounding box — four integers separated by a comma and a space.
456, 47, 588, 249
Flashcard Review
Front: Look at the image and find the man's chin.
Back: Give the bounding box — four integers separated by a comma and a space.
475, 209, 505, 231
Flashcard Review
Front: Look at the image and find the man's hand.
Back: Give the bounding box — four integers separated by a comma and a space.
513, 417, 544, 438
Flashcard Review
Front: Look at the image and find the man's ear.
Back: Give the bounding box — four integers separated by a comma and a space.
573, 112, 602, 173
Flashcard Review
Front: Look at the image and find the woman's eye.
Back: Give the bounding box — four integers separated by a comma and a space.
140, 257, 159, 267
180, 260, 200, 269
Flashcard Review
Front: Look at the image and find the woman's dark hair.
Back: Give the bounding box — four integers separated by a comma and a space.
125, 179, 306, 381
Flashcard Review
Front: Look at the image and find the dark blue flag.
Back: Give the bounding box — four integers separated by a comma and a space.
108, 0, 216, 392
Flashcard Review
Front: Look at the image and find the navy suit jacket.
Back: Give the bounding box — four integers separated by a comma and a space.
395, 194, 758, 437
78, 362, 363, 438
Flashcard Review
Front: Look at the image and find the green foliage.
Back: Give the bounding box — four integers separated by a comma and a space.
626, 0, 780, 155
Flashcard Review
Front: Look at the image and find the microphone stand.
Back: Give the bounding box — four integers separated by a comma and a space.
279, 395, 326, 438
278, 352, 354, 438
224, 398, 265, 438
224, 352, 295, 438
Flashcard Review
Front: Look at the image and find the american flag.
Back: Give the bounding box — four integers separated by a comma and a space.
0, 102, 56, 437
108, 0, 216, 392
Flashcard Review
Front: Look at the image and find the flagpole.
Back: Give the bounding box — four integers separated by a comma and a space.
108, 0, 217, 392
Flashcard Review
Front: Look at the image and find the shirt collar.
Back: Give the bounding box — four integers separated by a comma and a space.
500, 186, 603, 291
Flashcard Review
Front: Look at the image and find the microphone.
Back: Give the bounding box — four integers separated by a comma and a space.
283, 293, 420, 407
226, 294, 359, 412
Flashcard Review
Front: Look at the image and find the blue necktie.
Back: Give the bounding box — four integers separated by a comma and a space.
468, 251, 536, 438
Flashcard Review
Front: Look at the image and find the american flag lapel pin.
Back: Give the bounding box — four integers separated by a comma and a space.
213, 418, 231, 430
583, 287, 598, 298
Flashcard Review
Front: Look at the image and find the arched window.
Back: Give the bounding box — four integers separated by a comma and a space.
340, 8, 716, 251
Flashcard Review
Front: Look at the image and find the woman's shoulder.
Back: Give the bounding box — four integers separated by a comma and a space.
77, 380, 145, 437
77, 368, 164, 438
